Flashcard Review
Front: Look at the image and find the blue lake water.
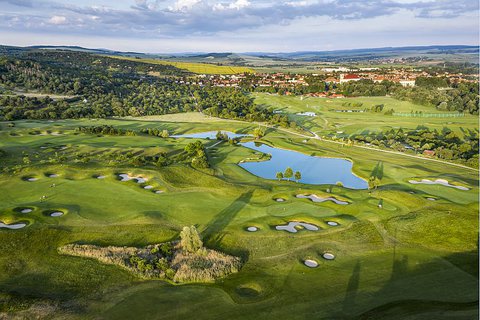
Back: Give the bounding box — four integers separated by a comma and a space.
239, 142, 368, 189
172, 131, 250, 139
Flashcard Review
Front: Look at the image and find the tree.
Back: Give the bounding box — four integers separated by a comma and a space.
180, 226, 203, 253
284, 167, 293, 181
368, 176, 380, 190
160, 129, 169, 138
276, 172, 284, 181
294, 171, 301, 182
252, 127, 265, 139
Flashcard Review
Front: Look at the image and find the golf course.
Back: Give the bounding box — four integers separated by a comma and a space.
0, 101, 478, 319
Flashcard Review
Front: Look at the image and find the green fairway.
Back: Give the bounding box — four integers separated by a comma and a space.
253, 93, 479, 136
0, 117, 478, 319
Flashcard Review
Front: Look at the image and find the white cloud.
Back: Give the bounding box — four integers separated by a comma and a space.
48, 15, 67, 25
0, 0, 478, 52
214, 0, 251, 11
169, 0, 202, 12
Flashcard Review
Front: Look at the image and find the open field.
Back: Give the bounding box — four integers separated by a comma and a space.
0, 117, 478, 319
106, 55, 255, 74
253, 93, 479, 136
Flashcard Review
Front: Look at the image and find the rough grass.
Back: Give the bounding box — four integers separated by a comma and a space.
59, 242, 242, 283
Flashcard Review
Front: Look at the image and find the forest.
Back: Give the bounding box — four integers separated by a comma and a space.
0, 49, 289, 126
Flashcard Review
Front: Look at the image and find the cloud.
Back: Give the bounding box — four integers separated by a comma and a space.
48, 15, 67, 25
0, 0, 478, 51
213, 0, 250, 11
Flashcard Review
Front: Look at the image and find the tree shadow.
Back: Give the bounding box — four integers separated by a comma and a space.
343, 260, 361, 312
371, 161, 384, 179
202, 190, 253, 248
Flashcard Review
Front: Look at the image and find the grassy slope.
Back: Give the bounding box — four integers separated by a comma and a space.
253, 93, 479, 136
107, 56, 255, 75
0, 118, 478, 319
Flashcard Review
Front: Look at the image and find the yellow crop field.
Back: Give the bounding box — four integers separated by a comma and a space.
107, 55, 255, 74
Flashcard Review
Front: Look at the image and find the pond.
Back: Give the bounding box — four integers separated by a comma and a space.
172, 131, 249, 139
239, 142, 368, 189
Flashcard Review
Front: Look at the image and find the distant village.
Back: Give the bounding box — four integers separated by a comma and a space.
177, 66, 478, 98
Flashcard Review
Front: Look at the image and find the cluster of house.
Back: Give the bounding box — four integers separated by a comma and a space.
174, 67, 477, 90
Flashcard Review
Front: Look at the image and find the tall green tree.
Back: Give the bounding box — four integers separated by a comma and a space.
294, 171, 301, 182
180, 226, 203, 253
284, 167, 293, 181
276, 172, 284, 181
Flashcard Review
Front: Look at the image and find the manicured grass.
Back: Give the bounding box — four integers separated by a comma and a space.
253, 93, 479, 136
0, 118, 477, 319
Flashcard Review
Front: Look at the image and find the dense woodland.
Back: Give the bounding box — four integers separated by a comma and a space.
0, 49, 289, 126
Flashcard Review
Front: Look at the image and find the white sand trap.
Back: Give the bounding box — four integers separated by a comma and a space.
50, 211, 64, 217
51, 132, 63, 136
155, 190, 164, 194
21, 209, 33, 213
276, 221, 319, 233
296, 194, 349, 205
27, 178, 38, 182
144, 185, 153, 190
426, 197, 436, 201
118, 174, 147, 183
408, 179, 469, 191
96, 175, 106, 179
327, 221, 339, 226
48, 174, 58, 178
322, 253, 335, 260
0, 222, 27, 229
40, 146, 48, 149
304, 259, 319, 268
247, 227, 258, 232
275, 198, 286, 202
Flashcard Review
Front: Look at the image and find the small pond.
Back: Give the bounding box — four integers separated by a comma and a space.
239, 142, 368, 189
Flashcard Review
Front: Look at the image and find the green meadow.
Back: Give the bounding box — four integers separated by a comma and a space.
0, 115, 478, 319
253, 93, 479, 136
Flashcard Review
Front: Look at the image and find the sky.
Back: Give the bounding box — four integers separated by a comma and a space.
0, 0, 478, 53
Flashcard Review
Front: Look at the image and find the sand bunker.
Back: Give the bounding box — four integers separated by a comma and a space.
409, 178, 469, 191
118, 174, 147, 183
304, 259, 319, 268
327, 221, 339, 226
25, 177, 38, 182
246, 227, 258, 232
155, 190, 164, 194
48, 174, 58, 178
20, 208, 33, 213
96, 175, 106, 179
296, 194, 349, 205
322, 253, 335, 260
426, 197, 436, 201
274, 198, 286, 202
50, 211, 64, 217
276, 221, 319, 233
0, 222, 27, 229
144, 185, 153, 190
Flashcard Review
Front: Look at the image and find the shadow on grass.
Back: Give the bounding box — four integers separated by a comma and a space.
203, 190, 253, 249
336, 249, 479, 319
343, 260, 361, 312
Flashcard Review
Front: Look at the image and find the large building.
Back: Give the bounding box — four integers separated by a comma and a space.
340, 74, 361, 83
